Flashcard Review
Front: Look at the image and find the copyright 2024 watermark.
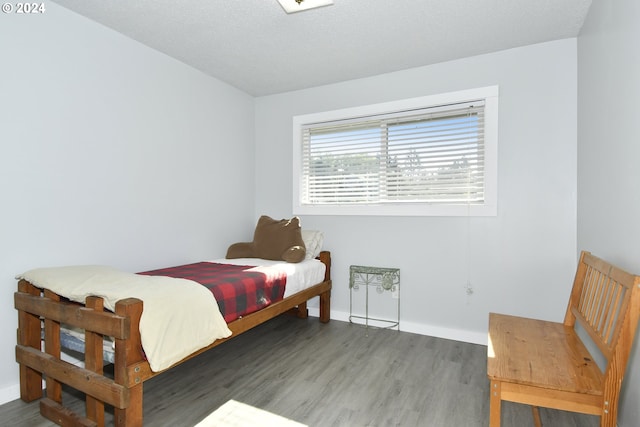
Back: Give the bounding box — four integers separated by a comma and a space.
2, 2, 46, 13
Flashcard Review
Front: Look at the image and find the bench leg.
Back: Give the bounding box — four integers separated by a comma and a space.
531, 406, 542, 427
600, 400, 617, 427
490, 381, 502, 427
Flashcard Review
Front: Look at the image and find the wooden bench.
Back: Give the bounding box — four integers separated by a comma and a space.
487, 251, 640, 427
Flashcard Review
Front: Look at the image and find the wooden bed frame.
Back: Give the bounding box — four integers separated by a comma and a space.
15, 251, 332, 427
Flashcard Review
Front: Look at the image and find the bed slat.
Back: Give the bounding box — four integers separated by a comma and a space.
40, 397, 98, 427
43, 290, 63, 406
15, 285, 129, 339
85, 296, 106, 426
16, 345, 129, 409
14, 284, 129, 339
17, 280, 43, 402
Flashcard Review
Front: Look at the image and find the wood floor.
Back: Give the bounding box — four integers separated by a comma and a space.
0, 315, 599, 426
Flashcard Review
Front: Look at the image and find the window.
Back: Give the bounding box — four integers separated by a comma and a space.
293, 86, 498, 216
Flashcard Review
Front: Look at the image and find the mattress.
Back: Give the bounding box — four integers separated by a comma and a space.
209, 257, 327, 298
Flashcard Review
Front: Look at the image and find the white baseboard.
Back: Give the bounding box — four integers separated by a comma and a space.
0, 383, 21, 406
308, 308, 487, 345
399, 319, 487, 345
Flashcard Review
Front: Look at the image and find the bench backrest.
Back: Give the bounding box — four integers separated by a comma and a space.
564, 251, 640, 377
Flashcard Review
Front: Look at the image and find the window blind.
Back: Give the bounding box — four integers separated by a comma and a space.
300, 101, 485, 206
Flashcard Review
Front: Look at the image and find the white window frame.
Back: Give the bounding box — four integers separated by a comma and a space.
292, 86, 498, 216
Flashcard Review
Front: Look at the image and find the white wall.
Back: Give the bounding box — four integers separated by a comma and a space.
578, 1, 640, 426
255, 39, 578, 343
0, 4, 256, 402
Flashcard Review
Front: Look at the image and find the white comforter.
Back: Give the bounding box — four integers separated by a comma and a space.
17, 265, 232, 372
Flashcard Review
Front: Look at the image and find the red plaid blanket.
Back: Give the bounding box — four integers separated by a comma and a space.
138, 262, 287, 323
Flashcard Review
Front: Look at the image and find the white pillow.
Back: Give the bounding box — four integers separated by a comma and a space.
301, 230, 324, 260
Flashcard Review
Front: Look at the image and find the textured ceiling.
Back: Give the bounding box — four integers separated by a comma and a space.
51, 0, 592, 96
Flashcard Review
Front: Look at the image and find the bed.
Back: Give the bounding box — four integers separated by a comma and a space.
14, 250, 332, 427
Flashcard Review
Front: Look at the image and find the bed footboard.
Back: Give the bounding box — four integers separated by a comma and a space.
15, 279, 144, 426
